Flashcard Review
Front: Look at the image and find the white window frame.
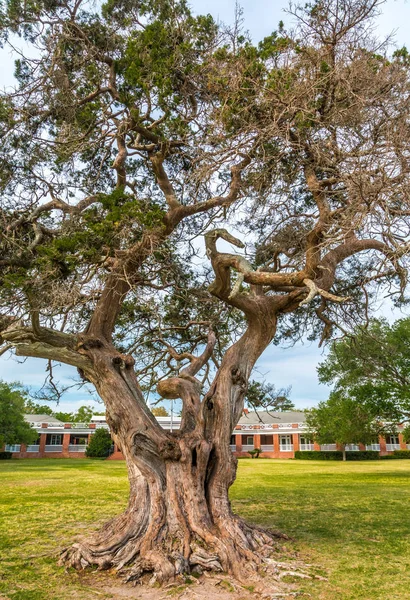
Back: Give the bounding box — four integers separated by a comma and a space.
280, 435, 292, 446
49, 434, 62, 445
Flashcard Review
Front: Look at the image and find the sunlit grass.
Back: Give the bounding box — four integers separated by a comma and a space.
231, 459, 410, 599
1, 458, 410, 599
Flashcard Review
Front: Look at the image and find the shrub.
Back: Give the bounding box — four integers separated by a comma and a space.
381, 450, 410, 459
294, 450, 380, 461
345, 451, 380, 460
248, 448, 262, 458
85, 428, 113, 458
295, 451, 343, 460
0, 452, 12, 460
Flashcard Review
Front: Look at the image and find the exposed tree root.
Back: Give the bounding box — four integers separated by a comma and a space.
59, 510, 307, 594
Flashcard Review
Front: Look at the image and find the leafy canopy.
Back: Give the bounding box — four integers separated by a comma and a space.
1, 0, 410, 404
318, 318, 410, 423
305, 391, 386, 448
0, 381, 38, 445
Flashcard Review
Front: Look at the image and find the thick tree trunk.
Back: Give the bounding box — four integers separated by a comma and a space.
61, 444, 278, 583
61, 314, 279, 584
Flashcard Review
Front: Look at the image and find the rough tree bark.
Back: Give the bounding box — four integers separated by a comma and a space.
59, 304, 282, 584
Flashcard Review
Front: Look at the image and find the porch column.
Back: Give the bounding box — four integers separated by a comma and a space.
399, 433, 407, 450
62, 434, 70, 457
39, 432, 46, 457
62, 423, 71, 457
379, 435, 387, 456
293, 433, 300, 452
273, 434, 280, 456
254, 433, 261, 450
235, 434, 242, 453
313, 442, 321, 451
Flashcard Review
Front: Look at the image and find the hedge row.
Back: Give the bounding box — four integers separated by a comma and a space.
0, 452, 12, 460
381, 450, 410, 459
294, 450, 380, 461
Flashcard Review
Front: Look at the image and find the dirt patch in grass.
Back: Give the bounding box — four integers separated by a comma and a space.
80, 571, 305, 600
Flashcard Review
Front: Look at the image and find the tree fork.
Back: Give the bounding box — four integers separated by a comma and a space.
59, 322, 285, 584
59, 437, 284, 584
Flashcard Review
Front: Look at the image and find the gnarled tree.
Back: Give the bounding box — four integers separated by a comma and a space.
1, 0, 410, 585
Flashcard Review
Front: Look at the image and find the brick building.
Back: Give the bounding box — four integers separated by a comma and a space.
3, 411, 408, 458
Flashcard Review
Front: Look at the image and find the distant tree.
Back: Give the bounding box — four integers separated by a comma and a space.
86, 428, 113, 458
305, 392, 386, 461
151, 406, 169, 417
73, 405, 94, 423
318, 318, 410, 424
53, 405, 94, 423
0, 381, 38, 446
23, 399, 54, 415
53, 411, 74, 423
245, 381, 294, 413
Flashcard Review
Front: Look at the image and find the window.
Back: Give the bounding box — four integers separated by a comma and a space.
230, 435, 236, 445
49, 434, 62, 445
280, 435, 291, 446
387, 434, 399, 445
300, 437, 312, 445
246, 436, 254, 446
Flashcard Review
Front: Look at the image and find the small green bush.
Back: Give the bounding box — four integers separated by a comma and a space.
85, 428, 113, 458
248, 448, 262, 458
294, 450, 380, 461
381, 450, 410, 459
295, 450, 343, 460
0, 451, 12, 460
345, 451, 380, 460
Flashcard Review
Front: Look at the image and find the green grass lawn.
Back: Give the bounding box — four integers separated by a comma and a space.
0, 459, 409, 600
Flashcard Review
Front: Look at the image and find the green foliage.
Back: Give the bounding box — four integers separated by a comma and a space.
317, 318, 410, 423
54, 405, 94, 423
52, 412, 73, 423
85, 428, 112, 457
380, 450, 410, 459
73, 406, 94, 423
294, 450, 380, 460
0, 381, 38, 446
0, 452, 12, 459
343, 451, 380, 461
402, 424, 410, 443
23, 400, 53, 415
295, 450, 343, 460
1, 0, 410, 458
305, 391, 387, 450
247, 448, 261, 458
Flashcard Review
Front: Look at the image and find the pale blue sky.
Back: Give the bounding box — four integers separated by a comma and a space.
1, 0, 409, 412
